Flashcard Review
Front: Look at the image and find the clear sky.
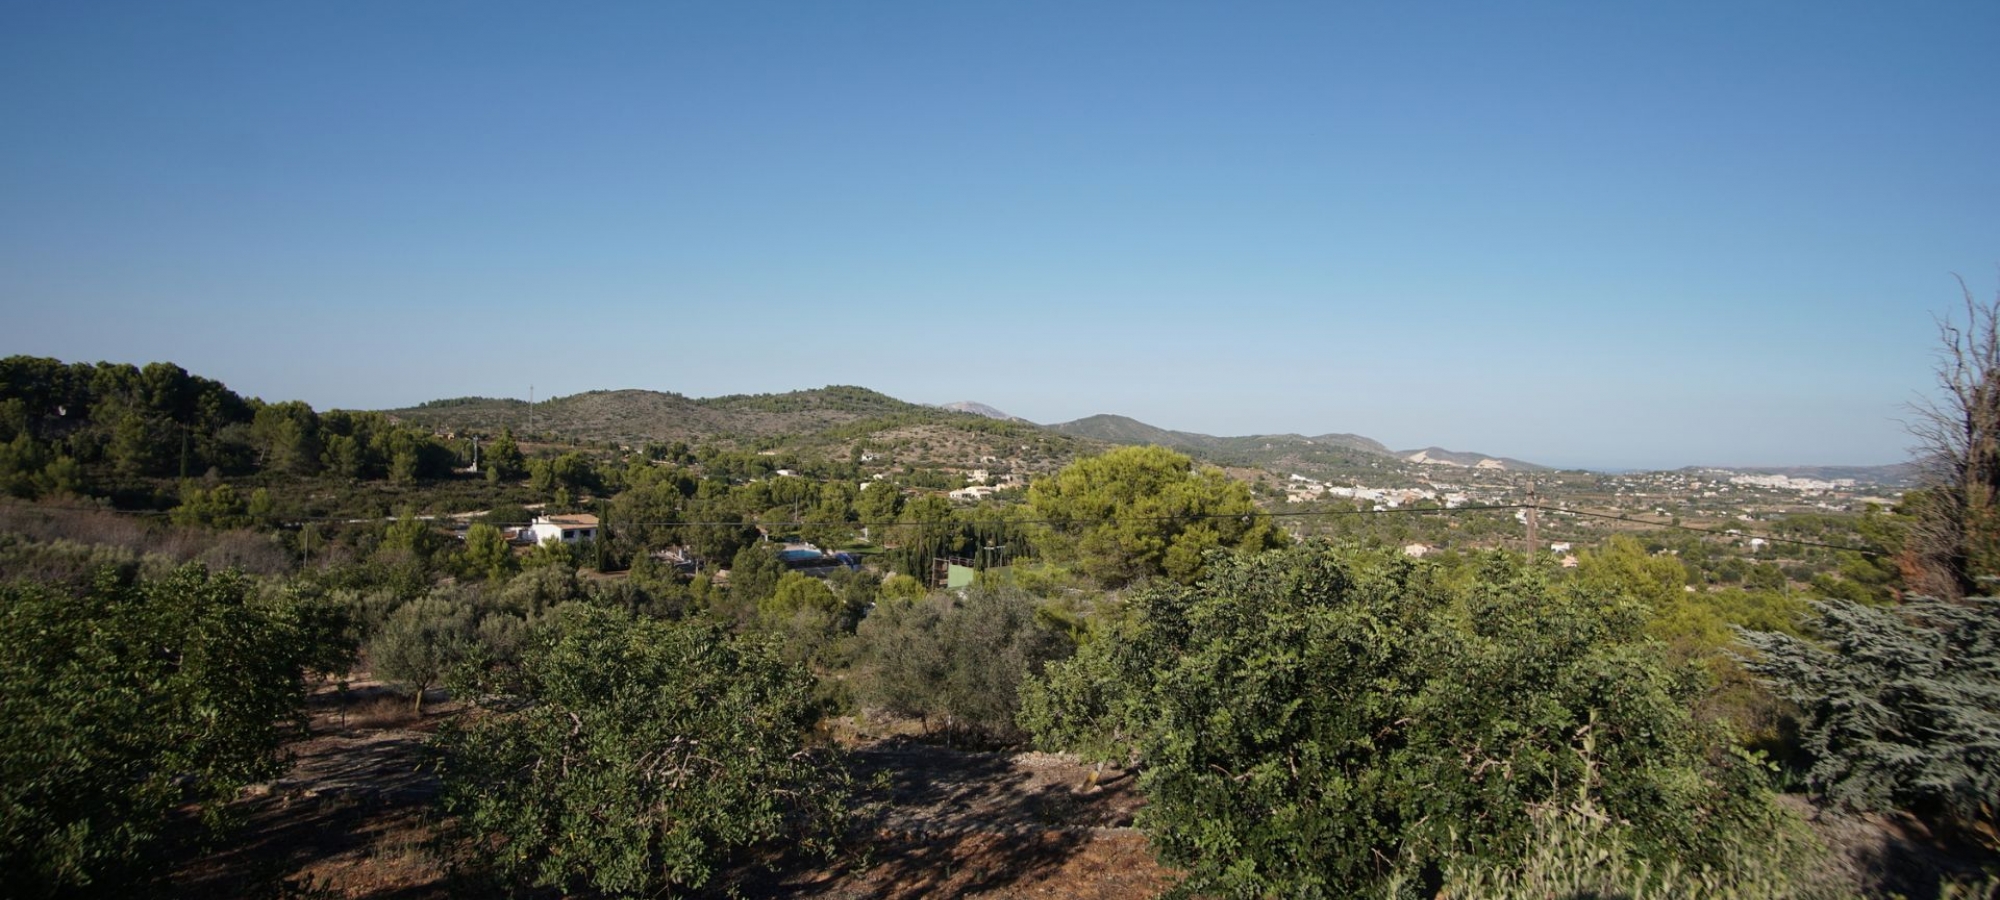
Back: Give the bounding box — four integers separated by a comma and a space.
3, 1, 1995, 470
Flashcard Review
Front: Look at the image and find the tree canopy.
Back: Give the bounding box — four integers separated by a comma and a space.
433, 605, 845, 897
0, 565, 343, 893
1027, 445, 1283, 587
1021, 545, 1799, 897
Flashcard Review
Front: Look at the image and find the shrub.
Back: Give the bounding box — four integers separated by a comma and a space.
1023, 545, 1800, 898
1739, 596, 2000, 836
0, 565, 320, 892
857, 585, 1073, 743
367, 594, 476, 715
434, 604, 845, 897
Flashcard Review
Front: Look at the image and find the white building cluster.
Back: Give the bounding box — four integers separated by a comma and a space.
1727, 474, 1857, 493
1285, 474, 1470, 509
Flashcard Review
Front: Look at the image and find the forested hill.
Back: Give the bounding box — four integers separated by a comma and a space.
1049, 414, 1391, 457
1040, 412, 1563, 474
388, 386, 1073, 454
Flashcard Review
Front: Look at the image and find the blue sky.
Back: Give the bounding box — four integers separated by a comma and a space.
3, 1, 1995, 469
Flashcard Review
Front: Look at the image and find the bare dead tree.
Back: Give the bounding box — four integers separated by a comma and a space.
1906, 275, 2000, 599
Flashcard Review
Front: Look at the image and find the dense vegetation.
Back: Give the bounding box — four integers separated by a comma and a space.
2, 330, 1996, 897
435, 604, 845, 896
1021, 545, 1811, 897
0, 564, 348, 894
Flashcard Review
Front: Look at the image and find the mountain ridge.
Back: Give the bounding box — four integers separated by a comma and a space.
391, 388, 1544, 473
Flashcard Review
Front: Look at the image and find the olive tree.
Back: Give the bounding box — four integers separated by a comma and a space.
367, 594, 476, 715
857, 585, 1073, 742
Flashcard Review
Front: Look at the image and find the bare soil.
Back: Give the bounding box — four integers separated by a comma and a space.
748, 738, 1173, 900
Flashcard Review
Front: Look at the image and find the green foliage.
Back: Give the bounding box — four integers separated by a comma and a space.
461, 522, 516, 582
1027, 445, 1283, 587
519, 536, 580, 571
728, 544, 787, 604
878, 572, 927, 603
1434, 761, 1845, 900
378, 509, 447, 565
493, 564, 586, 619
762, 570, 841, 620
433, 604, 846, 897
1571, 535, 1809, 745
367, 594, 477, 714
855, 480, 902, 531
170, 480, 250, 529
0, 565, 318, 893
250, 400, 322, 476
857, 585, 1074, 743
1739, 596, 2000, 832
482, 429, 525, 482
1023, 545, 1795, 898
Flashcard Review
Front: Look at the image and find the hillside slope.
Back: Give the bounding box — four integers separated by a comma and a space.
1401, 447, 1552, 472
386, 386, 1090, 471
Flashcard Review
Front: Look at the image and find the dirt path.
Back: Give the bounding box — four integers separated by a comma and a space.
757, 739, 1173, 900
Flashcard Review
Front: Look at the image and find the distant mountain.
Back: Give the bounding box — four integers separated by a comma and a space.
394, 390, 1557, 475
1401, 447, 1552, 473
1047, 414, 1220, 450
1051, 414, 1430, 467
936, 401, 1020, 421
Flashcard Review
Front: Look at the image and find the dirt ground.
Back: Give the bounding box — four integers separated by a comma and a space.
161, 683, 1176, 899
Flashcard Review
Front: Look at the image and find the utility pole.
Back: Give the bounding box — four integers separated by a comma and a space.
1525, 479, 1539, 558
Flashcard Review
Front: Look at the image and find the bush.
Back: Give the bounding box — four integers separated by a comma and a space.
1739, 596, 2000, 837
367, 594, 476, 715
1434, 763, 1845, 900
1022, 545, 1801, 898
434, 604, 845, 897
0, 565, 321, 893
857, 585, 1073, 743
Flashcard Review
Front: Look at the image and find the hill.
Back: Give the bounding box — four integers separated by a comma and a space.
1046, 414, 1219, 450
1041, 414, 1572, 476
395, 392, 1553, 477
1401, 447, 1552, 472
388, 386, 1089, 473
936, 401, 1020, 421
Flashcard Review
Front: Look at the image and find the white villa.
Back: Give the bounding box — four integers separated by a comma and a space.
529, 513, 600, 546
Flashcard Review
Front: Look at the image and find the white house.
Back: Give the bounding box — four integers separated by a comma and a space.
529, 513, 600, 546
